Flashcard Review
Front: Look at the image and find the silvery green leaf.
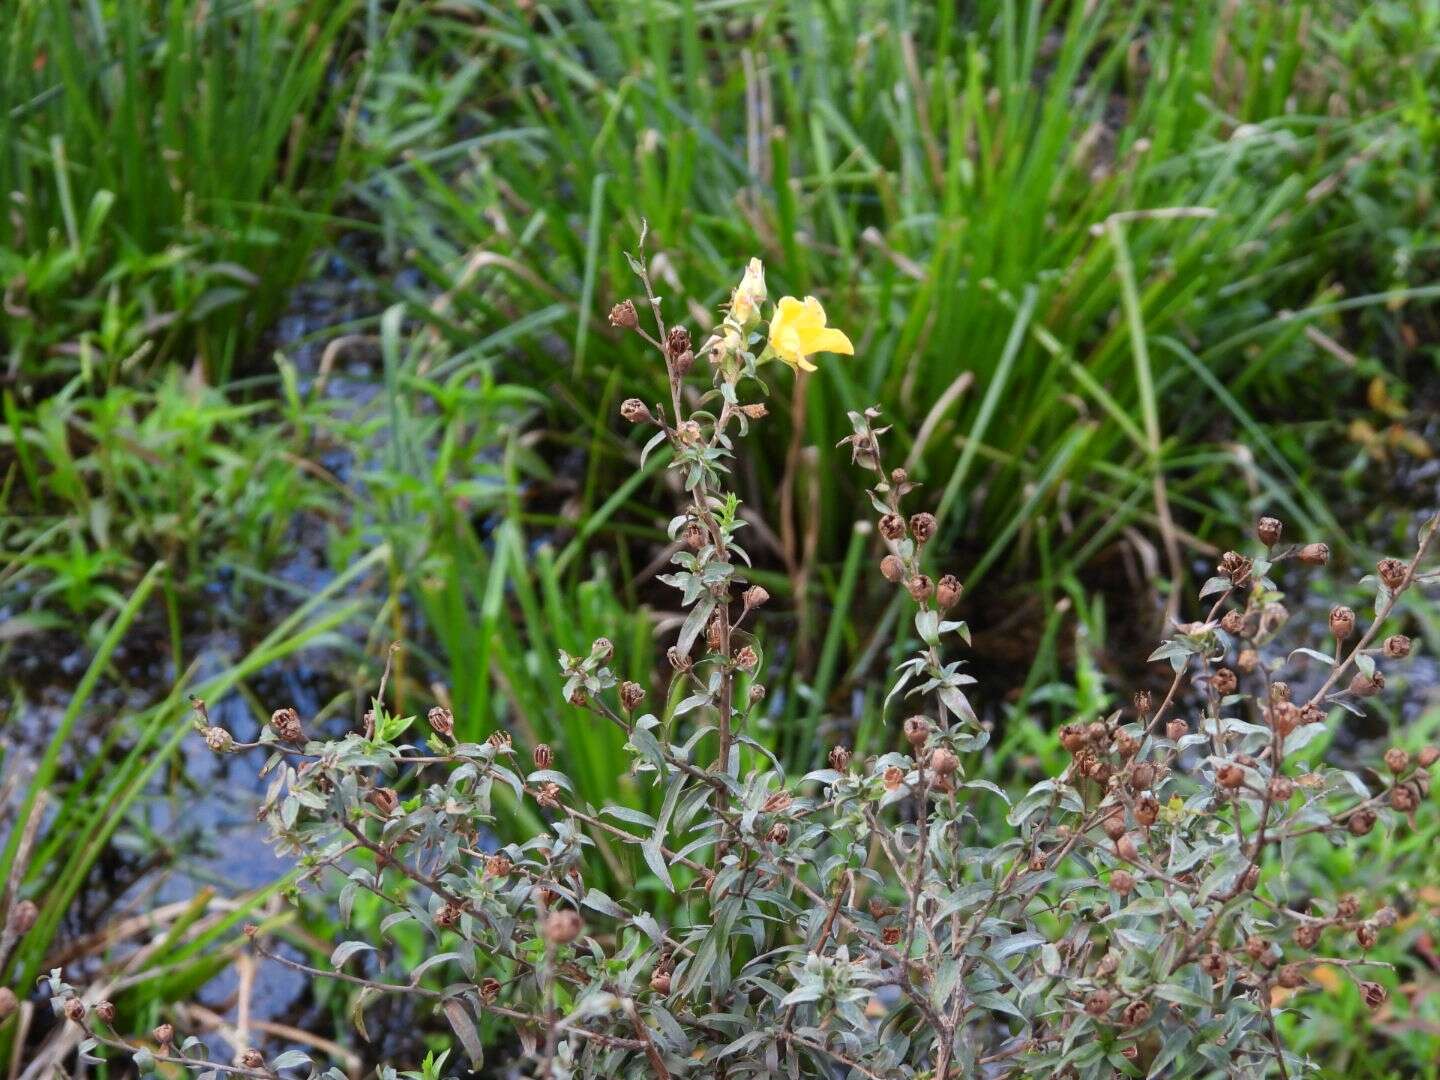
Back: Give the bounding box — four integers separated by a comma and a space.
270, 1050, 312, 1071
331, 940, 375, 968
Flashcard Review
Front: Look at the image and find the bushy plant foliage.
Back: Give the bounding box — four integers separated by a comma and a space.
45, 249, 1438, 1078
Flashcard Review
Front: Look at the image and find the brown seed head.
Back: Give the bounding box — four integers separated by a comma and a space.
204, 726, 233, 752
1217, 762, 1245, 789
367, 787, 399, 816
1384, 634, 1412, 659
1360, 981, 1388, 1010
1060, 724, 1088, 753
488, 729, 513, 751
650, 969, 672, 994
532, 743, 553, 770
1133, 689, 1153, 717
479, 977, 502, 1003
1347, 809, 1378, 836
620, 681, 646, 712
762, 790, 793, 814
1269, 776, 1295, 801
1385, 747, 1410, 774
1293, 923, 1321, 950
1200, 952, 1227, 978
1115, 833, 1139, 862
543, 909, 583, 945
1257, 516, 1284, 546
435, 903, 462, 928
1135, 794, 1160, 826
1418, 746, 1440, 768
1299, 542, 1331, 566
743, 585, 770, 609
1277, 964, 1308, 989
1114, 730, 1139, 758
1084, 989, 1112, 1016
682, 521, 705, 550
1221, 609, 1245, 635
1349, 671, 1385, 697
240, 1049, 266, 1070
878, 514, 906, 541
734, 645, 759, 672
906, 574, 934, 602
619, 397, 651, 424
269, 707, 304, 744
1356, 922, 1378, 949
1212, 668, 1238, 696
828, 745, 852, 772
880, 554, 905, 582
908, 512, 937, 544
740, 402, 768, 420
1329, 606, 1356, 641
427, 706, 455, 739
9, 898, 38, 935
766, 822, 790, 844
1337, 894, 1361, 920
749, 683, 767, 704
1377, 558, 1408, 591
153, 1023, 174, 1047
882, 766, 905, 790
1245, 935, 1270, 962
1121, 999, 1151, 1028
62, 997, 86, 1023
94, 1000, 116, 1025
608, 300, 639, 329
1110, 870, 1135, 895
903, 715, 930, 747
1218, 551, 1253, 588
1166, 718, 1188, 743
485, 854, 512, 878
1390, 784, 1417, 812
1268, 701, 1300, 736
536, 782, 563, 810
936, 574, 963, 609
927, 747, 959, 776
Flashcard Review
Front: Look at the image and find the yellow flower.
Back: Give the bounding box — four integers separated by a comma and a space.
729, 258, 767, 326
767, 295, 854, 372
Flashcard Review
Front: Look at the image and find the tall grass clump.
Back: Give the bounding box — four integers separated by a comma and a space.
0, 0, 374, 383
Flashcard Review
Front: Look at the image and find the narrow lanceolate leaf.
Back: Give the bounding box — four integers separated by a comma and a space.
443, 998, 485, 1069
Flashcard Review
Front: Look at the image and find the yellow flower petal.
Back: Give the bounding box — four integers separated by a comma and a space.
810, 327, 854, 356
768, 294, 852, 370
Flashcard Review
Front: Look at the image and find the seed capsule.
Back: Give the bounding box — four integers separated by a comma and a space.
908, 512, 937, 544
936, 574, 963, 609
927, 747, 959, 776
1277, 964, 1308, 989
1257, 516, 1284, 546
1110, 870, 1135, 895
543, 909, 583, 944
619, 397, 650, 423
427, 706, 455, 739
533, 744, 553, 770
63, 998, 86, 1022
608, 300, 639, 329
153, 1023, 174, 1046
906, 574, 934, 602
1384, 747, 1410, 774
620, 681, 647, 712
239, 1049, 266, 1070
1360, 981, 1388, 1010
1383, 634, 1412, 659
1212, 668, 1238, 696
1376, 558, 1408, 591
1299, 542, 1330, 566
880, 554, 905, 582
878, 514, 906, 541
1121, 999, 1151, 1028
903, 716, 930, 747
1329, 606, 1355, 641
269, 707, 304, 744
95, 1001, 116, 1025
1349, 671, 1384, 697
1166, 718, 1188, 742
829, 746, 852, 772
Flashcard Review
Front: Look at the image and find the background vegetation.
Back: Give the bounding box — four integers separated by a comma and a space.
2, 0, 1437, 1074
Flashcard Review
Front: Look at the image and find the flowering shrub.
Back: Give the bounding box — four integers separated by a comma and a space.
48, 245, 1438, 1078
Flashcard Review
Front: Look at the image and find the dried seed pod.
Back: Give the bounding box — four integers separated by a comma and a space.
543, 909, 583, 944
619, 397, 650, 423
743, 585, 770, 609
1349, 671, 1385, 698
435, 903, 462, 928
427, 706, 455, 739
878, 514, 906, 541
749, 683, 767, 704
766, 822, 790, 844
1257, 516, 1284, 546
665, 326, 692, 360
535, 782, 563, 810
479, 978, 502, 1003
1115, 833, 1139, 862
906, 574, 934, 602
1237, 648, 1259, 673
880, 554, 905, 582
367, 787, 400, 816
1384, 747, 1410, 774
705, 612, 725, 652
1277, 964, 1308, 989
1374, 906, 1398, 928
608, 300, 639, 329
1128, 763, 1155, 792
94, 1000, 116, 1025
927, 747, 959, 776
1244, 935, 1270, 962
1268, 701, 1300, 736
1114, 730, 1139, 758
740, 402, 768, 420
532, 744, 553, 770
1221, 610, 1245, 635
488, 730, 513, 751
1329, 606, 1356, 641
1102, 811, 1127, 841
1384, 634, 1412, 659
485, 854, 512, 878
591, 637, 614, 664
239, 1049, 266, 1070
269, 707, 304, 744
1269, 776, 1295, 801
1243, 865, 1261, 892
1389, 784, 1417, 812
829, 746, 852, 772
936, 574, 963, 609
1087, 721, 1110, 746
1084, 989, 1112, 1016
762, 790, 793, 813
1166, 718, 1188, 743
1135, 794, 1160, 826
620, 681, 647, 712
867, 898, 894, 920
1300, 703, 1325, 726
908, 512, 937, 544
1360, 981, 1388, 1010
1212, 668, 1238, 696
650, 969, 672, 994
1299, 542, 1330, 566
9, 899, 38, 935
1217, 551, 1253, 588
1270, 681, 1292, 702
153, 1023, 174, 1047
1355, 922, 1378, 949
882, 926, 902, 945
204, 726, 233, 752
1418, 746, 1439, 768
682, 522, 705, 550
1120, 999, 1151, 1028
1292, 923, 1321, 950
903, 715, 930, 747
63, 998, 86, 1023
882, 766, 905, 790
1133, 690, 1153, 717
734, 645, 759, 671
1376, 558, 1408, 591
1060, 724, 1088, 753
1110, 870, 1135, 895
1337, 894, 1361, 920
1216, 762, 1245, 789
1347, 809, 1377, 836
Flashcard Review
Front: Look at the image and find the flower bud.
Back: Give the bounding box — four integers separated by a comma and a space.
1329, 606, 1355, 641
424, 706, 454, 740
1299, 542, 1330, 566
153, 1022, 174, 1046
936, 574, 962, 609
619, 397, 651, 424
63, 998, 86, 1023
608, 300, 639, 329
828, 746, 851, 772
1376, 558, 1407, 591
908, 513, 937, 544
906, 575, 933, 602
543, 909, 583, 944
878, 514, 905, 541
269, 707, 304, 744
533, 744, 553, 770
1257, 516, 1283, 546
